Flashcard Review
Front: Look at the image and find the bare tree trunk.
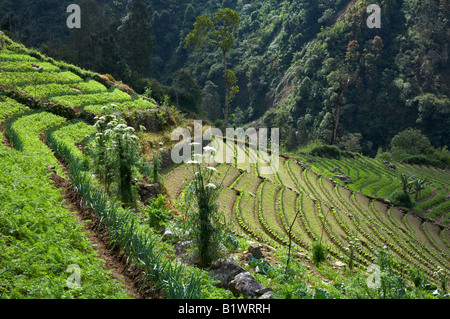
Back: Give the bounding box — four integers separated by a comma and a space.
223, 52, 229, 128
330, 78, 349, 145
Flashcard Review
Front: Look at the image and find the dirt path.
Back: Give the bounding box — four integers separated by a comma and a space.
40, 133, 144, 299
48, 160, 143, 299
0, 121, 13, 148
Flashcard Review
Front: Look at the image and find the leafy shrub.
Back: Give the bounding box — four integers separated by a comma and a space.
146, 194, 171, 232
309, 145, 341, 159
389, 189, 414, 209
248, 257, 275, 278
311, 241, 328, 266
409, 267, 426, 288
403, 155, 447, 168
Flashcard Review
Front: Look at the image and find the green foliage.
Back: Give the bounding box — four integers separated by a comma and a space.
184, 8, 240, 126
146, 194, 171, 232
88, 114, 140, 205
182, 149, 227, 268
311, 241, 328, 266
389, 189, 414, 209
47, 123, 204, 299
390, 128, 434, 160
409, 267, 426, 289
0, 111, 128, 298
151, 153, 162, 184
309, 144, 341, 159
247, 257, 275, 278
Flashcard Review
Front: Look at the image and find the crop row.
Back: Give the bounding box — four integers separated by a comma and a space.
258, 180, 289, 246
20, 81, 108, 99
278, 188, 312, 250
6, 110, 67, 176
234, 190, 269, 244
1, 71, 83, 87
0, 60, 62, 72
46, 121, 204, 298
0, 120, 130, 298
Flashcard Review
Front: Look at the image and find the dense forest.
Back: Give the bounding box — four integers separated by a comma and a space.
1, 0, 448, 158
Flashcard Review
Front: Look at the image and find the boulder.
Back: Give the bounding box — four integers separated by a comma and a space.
331, 167, 345, 175
143, 183, 160, 193
209, 258, 246, 288
334, 175, 354, 184
228, 272, 264, 299
248, 244, 264, 259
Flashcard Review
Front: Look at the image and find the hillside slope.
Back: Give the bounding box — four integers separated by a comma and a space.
1, 14, 449, 299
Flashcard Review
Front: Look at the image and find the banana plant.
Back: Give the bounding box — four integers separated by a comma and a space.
413, 177, 428, 201
399, 174, 415, 193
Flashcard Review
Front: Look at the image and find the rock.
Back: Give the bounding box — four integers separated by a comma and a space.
258, 291, 273, 299
331, 167, 345, 175
209, 258, 246, 288
307, 158, 316, 163
248, 244, 264, 259
334, 175, 354, 184
228, 272, 264, 299
143, 183, 160, 193
174, 240, 197, 265
242, 251, 253, 260
333, 261, 346, 268
255, 287, 272, 295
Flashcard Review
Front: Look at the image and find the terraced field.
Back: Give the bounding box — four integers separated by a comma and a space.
163, 138, 450, 284
0, 49, 156, 115
1, 40, 449, 296
0, 45, 208, 299
294, 153, 450, 222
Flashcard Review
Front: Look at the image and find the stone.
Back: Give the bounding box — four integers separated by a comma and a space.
209, 258, 246, 288
228, 272, 264, 299
255, 287, 272, 295
333, 261, 346, 268
143, 183, 160, 193
334, 175, 354, 184
248, 244, 264, 259
331, 167, 345, 175
258, 291, 273, 299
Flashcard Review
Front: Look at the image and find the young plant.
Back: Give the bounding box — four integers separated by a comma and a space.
182, 145, 227, 268
90, 114, 140, 205
311, 241, 328, 266
110, 122, 140, 205
151, 153, 162, 184
146, 194, 171, 232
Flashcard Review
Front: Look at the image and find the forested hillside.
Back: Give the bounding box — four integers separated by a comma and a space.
1, 0, 448, 156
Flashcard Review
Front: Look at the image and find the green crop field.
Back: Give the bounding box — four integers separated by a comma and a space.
1, 36, 449, 300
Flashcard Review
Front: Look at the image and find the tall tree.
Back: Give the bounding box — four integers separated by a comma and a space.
184, 8, 240, 128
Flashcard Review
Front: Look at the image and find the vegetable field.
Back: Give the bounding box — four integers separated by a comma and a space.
1, 38, 449, 299
164, 138, 450, 285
